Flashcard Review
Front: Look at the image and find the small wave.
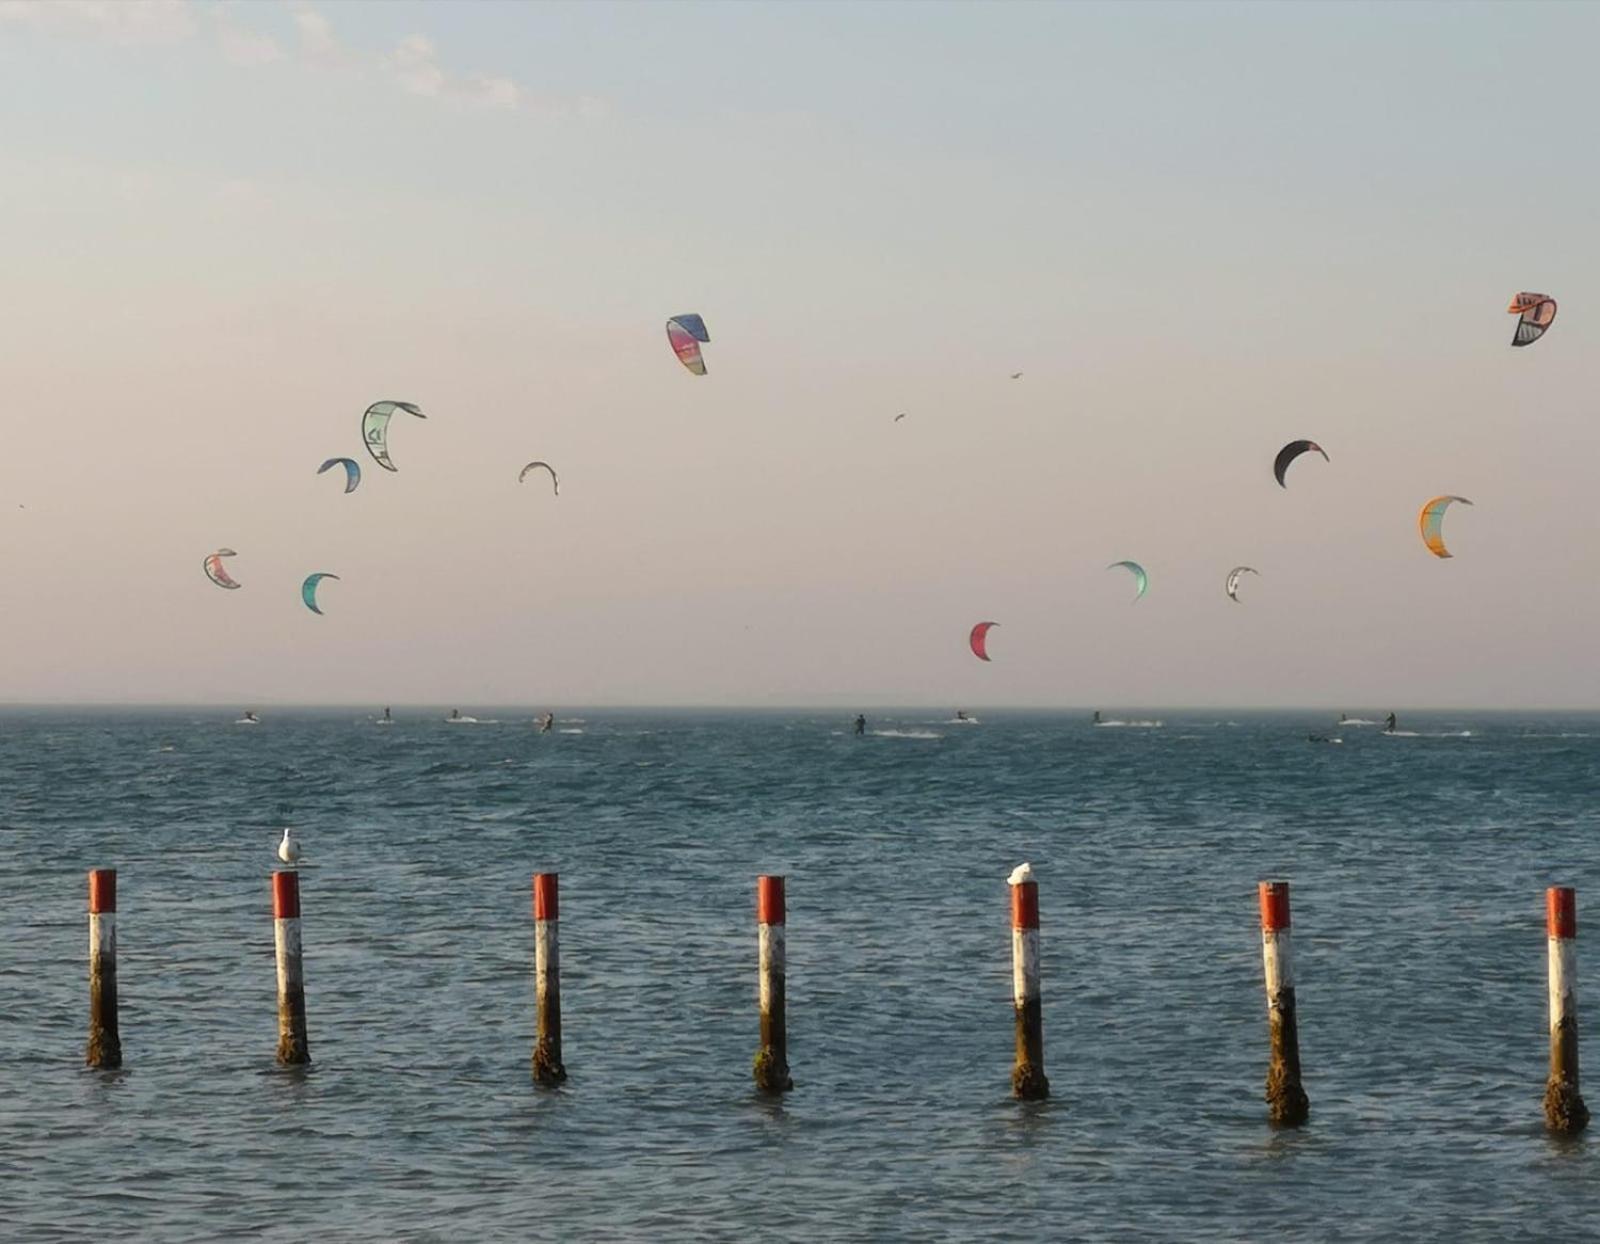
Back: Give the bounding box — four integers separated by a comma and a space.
870, 729, 942, 740
1095, 720, 1164, 728
558, 728, 585, 735
1338, 719, 1379, 727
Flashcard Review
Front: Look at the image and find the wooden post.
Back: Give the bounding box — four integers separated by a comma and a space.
273, 870, 310, 1066
86, 869, 121, 1070
531, 872, 566, 1085
1544, 885, 1589, 1133
1259, 880, 1308, 1126
1009, 863, 1048, 1101
753, 875, 791, 1093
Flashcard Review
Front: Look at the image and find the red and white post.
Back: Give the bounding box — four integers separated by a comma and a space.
272, 870, 310, 1066
531, 872, 566, 1085
86, 868, 121, 1069
1544, 886, 1589, 1133
1009, 863, 1048, 1100
753, 875, 791, 1093
1259, 880, 1308, 1126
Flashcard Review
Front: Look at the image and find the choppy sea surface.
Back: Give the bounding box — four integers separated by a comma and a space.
3, 708, 1600, 1241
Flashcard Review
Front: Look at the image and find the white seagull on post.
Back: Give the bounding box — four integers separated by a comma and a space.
278, 828, 300, 865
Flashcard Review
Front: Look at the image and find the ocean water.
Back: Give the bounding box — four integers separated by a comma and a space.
2, 708, 1599, 1241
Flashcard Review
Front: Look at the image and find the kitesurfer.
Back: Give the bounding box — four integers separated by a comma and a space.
450, 709, 461, 722
382, 707, 392, 722
956, 710, 969, 722
854, 714, 866, 736
540, 712, 554, 734
1384, 712, 1397, 734
1092, 711, 1102, 725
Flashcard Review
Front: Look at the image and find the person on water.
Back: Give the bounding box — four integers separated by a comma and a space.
955, 710, 969, 722
1384, 712, 1397, 733
243, 709, 259, 723
450, 709, 460, 721
382, 707, 392, 722
540, 712, 554, 734
1092, 710, 1102, 725
854, 714, 866, 736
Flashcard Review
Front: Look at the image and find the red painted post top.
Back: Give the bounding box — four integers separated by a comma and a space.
1259, 880, 1292, 932
1548, 886, 1577, 940
88, 869, 116, 914
757, 875, 785, 926
534, 872, 559, 922
272, 870, 301, 920
1010, 880, 1040, 931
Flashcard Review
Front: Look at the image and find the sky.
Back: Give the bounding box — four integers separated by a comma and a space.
1, 0, 1597, 708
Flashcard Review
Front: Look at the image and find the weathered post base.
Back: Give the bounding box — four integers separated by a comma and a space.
1544, 1076, 1589, 1134
1265, 1066, 1310, 1127
753, 1046, 792, 1093
276, 994, 310, 1066
532, 1038, 567, 1086
1265, 1005, 1308, 1127
86, 977, 121, 1069
1011, 998, 1049, 1101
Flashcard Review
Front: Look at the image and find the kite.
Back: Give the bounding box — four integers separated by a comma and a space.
204, 548, 241, 590
1274, 440, 1329, 488
518, 461, 559, 495
1508, 292, 1556, 347
666, 314, 710, 375
317, 457, 361, 494
1418, 495, 1472, 559
1108, 560, 1148, 601
1225, 566, 1259, 602
1009, 372, 1024, 380
362, 400, 426, 472
969, 621, 998, 662
301, 572, 340, 615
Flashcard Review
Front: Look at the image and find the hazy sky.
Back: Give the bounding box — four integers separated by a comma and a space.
2, 0, 1597, 707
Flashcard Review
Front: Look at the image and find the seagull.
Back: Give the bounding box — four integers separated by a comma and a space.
893, 412, 907, 422
1008, 862, 1034, 886
1009, 371, 1024, 380
278, 827, 300, 865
